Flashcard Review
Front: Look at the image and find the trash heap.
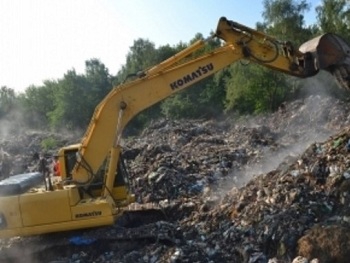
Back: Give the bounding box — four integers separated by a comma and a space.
167, 127, 350, 263
0, 130, 76, 179
1, 94, 350, 263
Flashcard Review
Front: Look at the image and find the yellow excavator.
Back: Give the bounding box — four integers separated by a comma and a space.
0, 17, 349, 238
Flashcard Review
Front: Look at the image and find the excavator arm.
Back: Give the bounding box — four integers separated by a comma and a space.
1, 17, 350, 238
68, 17, 350, 195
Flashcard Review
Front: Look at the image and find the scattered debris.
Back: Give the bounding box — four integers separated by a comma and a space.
1, 94, 350, 262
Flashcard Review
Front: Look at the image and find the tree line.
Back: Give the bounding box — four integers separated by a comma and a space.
1, 0, 349, 135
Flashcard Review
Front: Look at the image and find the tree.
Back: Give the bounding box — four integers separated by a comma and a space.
48, 70, 90, 130
20, 82, 56, 128
117, 39, 158, 83
316, 0, 350, 42
84, 59, 113, 112
225, 64, 291, 114
224, 0, 316, 114
0, 86, 16, 118
258, 0, 313, 44
43, 59, 114, 131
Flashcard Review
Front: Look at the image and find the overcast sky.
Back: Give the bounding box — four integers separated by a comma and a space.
0, 0, 318, 93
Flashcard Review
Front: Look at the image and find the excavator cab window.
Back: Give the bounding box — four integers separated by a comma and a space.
96, 154, 128, 187
63, 149, 78, 178
115, 154, 129, 187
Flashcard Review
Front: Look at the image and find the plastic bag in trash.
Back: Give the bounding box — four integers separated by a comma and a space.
69, 236, 96, 245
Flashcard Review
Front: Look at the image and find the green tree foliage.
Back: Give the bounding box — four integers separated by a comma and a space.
48, 70, 89, 129
47, 59, 113, 130
0, 86, 24, 135
224, 0, 315, 115
316, 0, 350, 42
19, 82, 56, 128
36, 59, 112, 131
41, 137, 58, 151
117, 39, 158, 83
225, 64, 291, 114
258, 0, 313, 44
84, 59, 113, 115
9, 1, 350, 134
0, 86, 16, 118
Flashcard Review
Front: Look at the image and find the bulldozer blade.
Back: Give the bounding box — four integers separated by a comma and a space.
299, 33, 350, 90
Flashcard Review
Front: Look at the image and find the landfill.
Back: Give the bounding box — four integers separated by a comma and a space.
1, 94, 350, 262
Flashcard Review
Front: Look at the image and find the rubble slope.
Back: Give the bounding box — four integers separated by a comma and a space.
1, 94, 350, 263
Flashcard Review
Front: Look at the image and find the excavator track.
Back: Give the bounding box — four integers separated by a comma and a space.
116, 202, 169, 227
0, 204, 177, 262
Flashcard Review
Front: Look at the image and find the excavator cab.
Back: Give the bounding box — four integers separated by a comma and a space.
57, 144, 134, 202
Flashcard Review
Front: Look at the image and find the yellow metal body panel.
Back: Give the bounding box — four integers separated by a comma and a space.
0, 196, 22, 228
90, 185, 132, 202
66, 185, 81, 206
0, 187, 115, 238
20, 190, 72, 226
111, 186, 131, 201
0, 215, 114, 238
71, 197, 113, 220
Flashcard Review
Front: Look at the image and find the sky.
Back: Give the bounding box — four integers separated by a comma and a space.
0, 0, 319, 93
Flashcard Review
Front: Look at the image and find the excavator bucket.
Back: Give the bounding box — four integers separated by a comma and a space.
299, 33, 350, 90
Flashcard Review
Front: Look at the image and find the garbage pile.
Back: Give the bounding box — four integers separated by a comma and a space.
0, 130, 77, 179
1, 94, 350, 263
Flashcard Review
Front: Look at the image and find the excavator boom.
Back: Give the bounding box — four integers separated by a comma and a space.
0, 17, 350, 238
